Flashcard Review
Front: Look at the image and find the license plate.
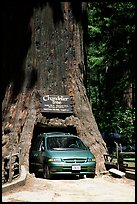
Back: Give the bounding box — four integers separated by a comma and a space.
72, 165, 81, 170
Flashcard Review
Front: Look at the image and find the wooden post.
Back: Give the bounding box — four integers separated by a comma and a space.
19, 147, 21, 173
9, 152, 12, 183
119, 143, 122, 152
115, 142, 119, 170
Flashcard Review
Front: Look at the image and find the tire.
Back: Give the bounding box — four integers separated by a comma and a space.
30, 165, 40, 178
86, 174, 95, 178
43, 164, 51, 179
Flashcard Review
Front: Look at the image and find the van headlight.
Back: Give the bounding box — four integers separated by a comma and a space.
87, 158, 96, 162
48, 158, 62, 162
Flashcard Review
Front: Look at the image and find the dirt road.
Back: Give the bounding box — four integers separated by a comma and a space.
2, 173, 135, 202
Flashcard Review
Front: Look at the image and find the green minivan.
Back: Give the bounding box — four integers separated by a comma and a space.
29, 132, 96, 179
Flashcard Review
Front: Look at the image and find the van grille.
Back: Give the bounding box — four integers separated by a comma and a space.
63, 158, 86, 163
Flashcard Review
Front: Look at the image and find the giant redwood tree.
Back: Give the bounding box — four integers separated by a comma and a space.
2, 1, 107, 175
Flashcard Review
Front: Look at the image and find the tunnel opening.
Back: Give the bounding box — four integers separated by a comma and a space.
32, 123, 77, 143
29, 123, 77, 174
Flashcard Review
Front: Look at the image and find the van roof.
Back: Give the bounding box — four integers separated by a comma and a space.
38, 132, 76, 137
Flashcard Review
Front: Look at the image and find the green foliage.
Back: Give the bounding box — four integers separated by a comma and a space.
98, 107, 135, 145
87, 2, 135, 145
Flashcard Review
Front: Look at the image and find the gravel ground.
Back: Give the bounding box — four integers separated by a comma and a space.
2, 173, 135, 202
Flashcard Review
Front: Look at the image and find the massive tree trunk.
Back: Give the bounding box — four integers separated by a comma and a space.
2, 1, 107, 175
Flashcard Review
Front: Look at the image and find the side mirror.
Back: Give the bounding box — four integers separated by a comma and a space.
41, 145, 45, 151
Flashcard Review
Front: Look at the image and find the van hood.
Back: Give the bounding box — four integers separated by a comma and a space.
45, 149, 95, 159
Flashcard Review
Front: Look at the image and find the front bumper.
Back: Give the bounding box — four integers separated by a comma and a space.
48, 162, 96, 175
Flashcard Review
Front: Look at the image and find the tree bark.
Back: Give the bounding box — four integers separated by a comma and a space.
2, 1, 107, 174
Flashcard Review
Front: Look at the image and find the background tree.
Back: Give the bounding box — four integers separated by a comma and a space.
2, 1, 107, 175
87, 2, 135, 146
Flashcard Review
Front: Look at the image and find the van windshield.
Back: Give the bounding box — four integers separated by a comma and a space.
47, 136, 87, 150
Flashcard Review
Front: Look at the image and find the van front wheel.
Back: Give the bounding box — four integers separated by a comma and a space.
43, 164, 51, 179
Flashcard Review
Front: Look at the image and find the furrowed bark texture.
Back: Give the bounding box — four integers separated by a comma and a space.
2, 2, 107, 174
